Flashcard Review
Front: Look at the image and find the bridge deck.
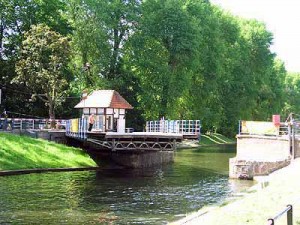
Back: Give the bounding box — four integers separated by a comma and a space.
104, 132, 182, 139
78, 131, 183, 152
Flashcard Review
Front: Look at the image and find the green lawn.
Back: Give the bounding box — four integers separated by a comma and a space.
0, 132, 97, 170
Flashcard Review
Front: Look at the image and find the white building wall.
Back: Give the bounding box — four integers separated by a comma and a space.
118, 115, 126, 133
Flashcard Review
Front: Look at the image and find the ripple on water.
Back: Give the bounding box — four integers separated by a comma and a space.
0, 148, 254, 224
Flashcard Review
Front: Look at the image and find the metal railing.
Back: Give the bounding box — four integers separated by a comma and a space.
238, 120, 289, 137
146, 120, 201, 135
65, 118, 88, 140
267, 205, 293, 225
279, 124, 289, 136
292, 120, 300, 136
0, 118, 67, 130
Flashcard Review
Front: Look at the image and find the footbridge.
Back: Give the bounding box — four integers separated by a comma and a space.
65, 118, 200, 168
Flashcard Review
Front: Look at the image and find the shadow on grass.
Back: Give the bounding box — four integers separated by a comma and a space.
178, 144, 236, 154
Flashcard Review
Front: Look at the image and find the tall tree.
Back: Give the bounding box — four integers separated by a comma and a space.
67, 0, 141, 90
0, 0, 290, 135
0, 0, 70, 117
127, 0, 201, 119
67, 0, 144, 128
14, 24, 71, 124
0, 0, 69, 60
283, 71, 300, 116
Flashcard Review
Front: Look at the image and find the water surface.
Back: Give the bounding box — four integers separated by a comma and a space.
0, 146, 253, 224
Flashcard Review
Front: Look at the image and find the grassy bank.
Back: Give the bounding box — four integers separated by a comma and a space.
178, 133, 235, 149
200, 133, 236, 145
0, 133, 97, 170
171, 159, 300, 225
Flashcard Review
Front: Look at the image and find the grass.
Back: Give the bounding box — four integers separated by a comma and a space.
179, 133, 235, 149
0, 132, 97, 170
200, 133, 236, 145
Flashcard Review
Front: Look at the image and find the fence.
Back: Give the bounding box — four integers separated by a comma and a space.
65, 118, 88, 140
0, 118, 66, 131
238, 120, 289, 136
146, 120, 201, 136
266, 188, 300, 225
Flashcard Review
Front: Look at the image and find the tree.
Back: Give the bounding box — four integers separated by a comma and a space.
0, 0, 70, 118
283, 71, 300, 116
67, 0, 141, 90
0, 0, 70, 59
1, 0, 289, 135
14, 24, 71, 125
127, 0, 202, 120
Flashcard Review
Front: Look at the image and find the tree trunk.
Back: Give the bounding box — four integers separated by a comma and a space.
159, 78, 169, 118
159, 56, 177, 118
48, 100, 56, 129
108, 25, 125, 80
0, 19, 4, 60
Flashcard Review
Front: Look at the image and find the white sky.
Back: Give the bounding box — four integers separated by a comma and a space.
210, 0, 300, 72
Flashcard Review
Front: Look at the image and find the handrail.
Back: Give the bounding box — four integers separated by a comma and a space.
238, 121, 289, 137
0, 117, 67, 130
267, 205, 293, 225
146, 120, 201, 135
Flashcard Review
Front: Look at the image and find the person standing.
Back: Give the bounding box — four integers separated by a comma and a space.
88, 114, 95, 131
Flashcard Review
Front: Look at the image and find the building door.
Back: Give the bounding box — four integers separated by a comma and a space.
106, 115, 113, 131
113, 118, 118, 131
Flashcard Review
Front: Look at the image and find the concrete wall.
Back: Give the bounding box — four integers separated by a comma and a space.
35, 131, 67, 144
21, 130, 67, 144
111, 151, 174, 168
8, 129, 67, 144
230, 135, 291, 179
236, 135, 290, 161
84, 140, 175, 168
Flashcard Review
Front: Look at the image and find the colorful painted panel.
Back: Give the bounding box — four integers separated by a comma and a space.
71, 119, 79, 132
241, 121, 279, 135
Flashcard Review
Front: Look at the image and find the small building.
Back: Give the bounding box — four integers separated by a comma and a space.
74, 90, 133, 133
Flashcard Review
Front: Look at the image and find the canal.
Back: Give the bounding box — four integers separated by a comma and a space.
0, 146, 253, 224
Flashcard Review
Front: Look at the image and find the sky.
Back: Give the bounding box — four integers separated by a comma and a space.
210, 0, 300, 72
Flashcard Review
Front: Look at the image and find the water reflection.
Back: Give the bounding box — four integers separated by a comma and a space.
0, 147, 253, 224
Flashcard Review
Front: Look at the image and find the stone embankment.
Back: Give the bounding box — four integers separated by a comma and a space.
170, 159, 300, 225
230, 135, 291, 179
229, 158, 290, 179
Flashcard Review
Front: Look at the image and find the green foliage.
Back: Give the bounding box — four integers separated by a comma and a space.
66, 0, 141, 90
0, 0, 71, 118
128, 0, 207, 119
14, 24, 71, 121
0, 133, 96, 170
1, 0, 295, 136
283, 71, 300, 115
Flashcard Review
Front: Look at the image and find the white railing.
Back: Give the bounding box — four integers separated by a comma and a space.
0, 118, 67, 130
146, 120, 201, 135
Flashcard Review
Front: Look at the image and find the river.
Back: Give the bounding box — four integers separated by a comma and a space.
0, 146, 253, 224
